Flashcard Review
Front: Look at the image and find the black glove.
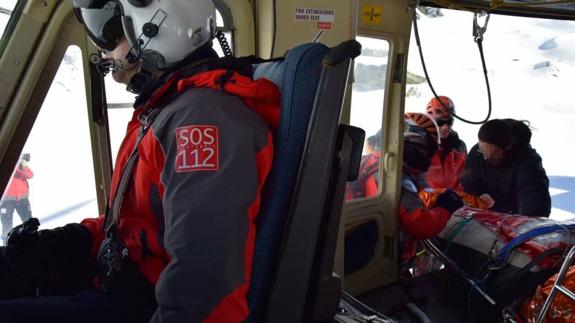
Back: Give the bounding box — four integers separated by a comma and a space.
435, 189, 464, 214
4, 218, 94, 295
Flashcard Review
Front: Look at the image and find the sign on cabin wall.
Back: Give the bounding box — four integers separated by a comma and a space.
270, 0, 355, 56
293, 7, 336, 30
361, 4, 383, 25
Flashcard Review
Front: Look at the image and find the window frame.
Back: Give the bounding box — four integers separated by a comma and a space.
345, 35, 391, 203
0, 2, 112, 215
0, 0, 26, 58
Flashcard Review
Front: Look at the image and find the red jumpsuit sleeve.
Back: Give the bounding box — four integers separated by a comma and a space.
399, 189, 451, 240
80, 215, 106, 259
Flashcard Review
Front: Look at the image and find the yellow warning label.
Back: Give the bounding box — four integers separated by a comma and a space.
362, 4, 382, 25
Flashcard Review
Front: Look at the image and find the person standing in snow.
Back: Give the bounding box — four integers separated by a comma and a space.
0, 153, 33, 244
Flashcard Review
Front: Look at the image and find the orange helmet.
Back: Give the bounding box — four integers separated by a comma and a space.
426, 96, 455, 119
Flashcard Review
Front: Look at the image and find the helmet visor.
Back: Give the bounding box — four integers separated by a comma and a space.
73, 1, 124, 51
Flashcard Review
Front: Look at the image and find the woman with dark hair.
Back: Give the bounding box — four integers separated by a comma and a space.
460, 119, 551, 217
504, 118, 532, 151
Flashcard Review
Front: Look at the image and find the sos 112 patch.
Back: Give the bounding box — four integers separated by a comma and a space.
175, 125, 219, 172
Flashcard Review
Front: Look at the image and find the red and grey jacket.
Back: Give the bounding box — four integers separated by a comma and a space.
82, 66, 279, 322
425, 131, 467, 190
3, 166, 33, 201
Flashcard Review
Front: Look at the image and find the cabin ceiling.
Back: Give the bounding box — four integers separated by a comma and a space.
421, 0, 575, 20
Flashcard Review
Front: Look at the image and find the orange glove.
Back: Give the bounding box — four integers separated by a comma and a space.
418, 189, 493, 209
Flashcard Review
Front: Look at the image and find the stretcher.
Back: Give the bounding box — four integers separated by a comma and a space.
420, 207, 575, 322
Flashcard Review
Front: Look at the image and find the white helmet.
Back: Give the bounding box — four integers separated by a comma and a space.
73, 0, 216, 70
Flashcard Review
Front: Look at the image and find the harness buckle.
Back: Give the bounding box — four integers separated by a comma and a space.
96, 235, 129, 292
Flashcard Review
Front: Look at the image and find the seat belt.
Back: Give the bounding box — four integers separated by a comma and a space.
103, 108, 161, 237
97, 107, 161, 291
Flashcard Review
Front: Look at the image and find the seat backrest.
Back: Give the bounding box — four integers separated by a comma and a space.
247, 42, 329, 322
263, 40, 362, 323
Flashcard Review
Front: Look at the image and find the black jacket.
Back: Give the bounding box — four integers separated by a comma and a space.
460, 144, 551, 217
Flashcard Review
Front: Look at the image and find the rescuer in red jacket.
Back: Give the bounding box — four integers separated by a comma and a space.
0, 1, 278, 322
0, 153, 33, 243
347, 130, 382, 199
399, 113, 464, 248
423, 96, 467, 190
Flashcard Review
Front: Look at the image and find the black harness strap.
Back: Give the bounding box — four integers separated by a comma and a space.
103, 108, 161, 237
494, 247, 564, 293
97, 107, 161, 291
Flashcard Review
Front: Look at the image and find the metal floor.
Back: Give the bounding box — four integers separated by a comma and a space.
357, 272, 472, 323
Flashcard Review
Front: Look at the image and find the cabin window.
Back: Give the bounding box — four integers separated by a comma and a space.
345, 36, 389, 202
406, 6, 575, 220
0, 46, 98, 244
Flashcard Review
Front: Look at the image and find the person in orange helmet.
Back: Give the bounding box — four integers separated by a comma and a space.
423, 96, 467, 190
399, 113, 463, 249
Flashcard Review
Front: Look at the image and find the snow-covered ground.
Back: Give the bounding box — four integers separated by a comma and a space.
404, 10, 575, 167
0, 6, 575, 244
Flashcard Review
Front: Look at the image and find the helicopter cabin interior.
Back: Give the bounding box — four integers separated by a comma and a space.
1, 0, 575, 322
